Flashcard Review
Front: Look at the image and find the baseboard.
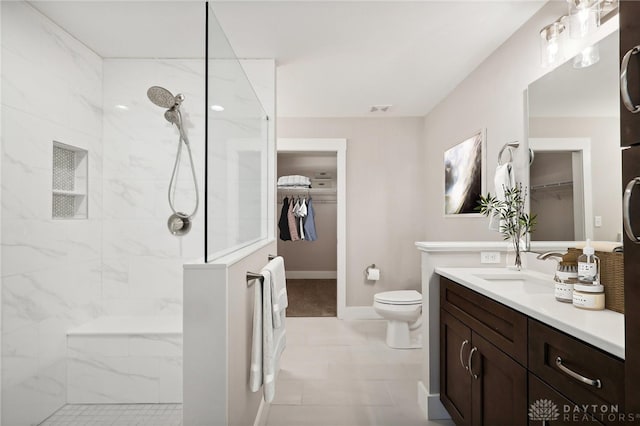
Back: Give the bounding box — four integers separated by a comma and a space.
253, 395, 269, 426
286, 270, 337, 279
418, 381, 451, 420
342, 306, 383, 320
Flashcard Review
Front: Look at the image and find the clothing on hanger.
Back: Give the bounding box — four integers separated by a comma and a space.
304, 198, 317, 241
296, 197, 307, 240
278, 197, 291, 241
287, 196, 300, 241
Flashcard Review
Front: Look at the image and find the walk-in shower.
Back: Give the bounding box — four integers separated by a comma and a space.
2, 1, 271, 424
147, 86, 199, 236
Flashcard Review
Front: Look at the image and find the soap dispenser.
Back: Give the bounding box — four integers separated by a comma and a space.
573, 240, 605, 310
577, 239, 600, 284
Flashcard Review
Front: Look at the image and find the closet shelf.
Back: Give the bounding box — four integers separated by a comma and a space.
531, 181, 573, 191
277, 187, 337, 195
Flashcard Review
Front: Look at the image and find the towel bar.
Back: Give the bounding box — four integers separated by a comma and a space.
246, 272, 263, 287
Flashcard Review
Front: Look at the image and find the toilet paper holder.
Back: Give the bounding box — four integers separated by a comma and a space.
365, 264, 380, 281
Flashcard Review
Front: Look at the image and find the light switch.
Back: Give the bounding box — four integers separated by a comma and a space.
594, 216, 602, 227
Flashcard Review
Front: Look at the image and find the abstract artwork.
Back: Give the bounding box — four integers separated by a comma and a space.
444, 130, 485, 215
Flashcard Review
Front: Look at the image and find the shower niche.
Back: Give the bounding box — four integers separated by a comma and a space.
52, 141, 88, 219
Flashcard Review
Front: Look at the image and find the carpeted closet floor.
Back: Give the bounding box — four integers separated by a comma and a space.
286, 279, 337, 317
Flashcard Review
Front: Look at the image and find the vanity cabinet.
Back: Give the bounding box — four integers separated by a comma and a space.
441, 277, 625, 426
440, 278, 528, 425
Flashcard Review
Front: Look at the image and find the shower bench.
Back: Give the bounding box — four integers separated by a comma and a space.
66, 316, 182, 404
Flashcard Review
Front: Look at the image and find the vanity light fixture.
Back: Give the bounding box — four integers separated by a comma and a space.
573, 43, 600, 69
567, 0, 601, 39
538, 0, 616, 69
540, 19, 566, 68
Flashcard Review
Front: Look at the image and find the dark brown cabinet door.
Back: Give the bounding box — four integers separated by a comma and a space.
620, 1, 640, 147
441, 310, 472, 425
528, 374, 604, 426
471, 332, 527, 426
623, 146, 640, 411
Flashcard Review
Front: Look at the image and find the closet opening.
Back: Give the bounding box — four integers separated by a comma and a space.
277, 138, 346, 318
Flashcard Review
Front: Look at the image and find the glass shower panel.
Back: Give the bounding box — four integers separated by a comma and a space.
206, 5, 269, 261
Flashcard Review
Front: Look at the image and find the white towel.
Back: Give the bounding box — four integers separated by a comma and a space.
264, 256, 288, 329
277, 175, 311, 187
489, 163, 515, 231
249, 276, 263, 393
249, 262, 287, 403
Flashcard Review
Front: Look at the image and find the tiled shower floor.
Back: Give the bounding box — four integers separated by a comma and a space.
38, 403, 182, 426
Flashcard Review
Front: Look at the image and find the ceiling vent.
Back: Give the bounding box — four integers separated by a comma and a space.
369, 105, 392, 113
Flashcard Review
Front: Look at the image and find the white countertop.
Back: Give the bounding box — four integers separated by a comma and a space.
435, 267, 625, 360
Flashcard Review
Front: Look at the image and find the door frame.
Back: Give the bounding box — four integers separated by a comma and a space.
277, 138, 347, 319
529, 137, 593, 240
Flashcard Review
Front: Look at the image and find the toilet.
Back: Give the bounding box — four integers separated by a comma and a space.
373, 290, 422, 349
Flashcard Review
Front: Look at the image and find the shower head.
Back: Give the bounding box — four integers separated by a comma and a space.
147, 86, 178, 109
164, 108, 181, 126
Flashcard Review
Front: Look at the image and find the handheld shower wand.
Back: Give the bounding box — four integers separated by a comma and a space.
147, 86, 199, 236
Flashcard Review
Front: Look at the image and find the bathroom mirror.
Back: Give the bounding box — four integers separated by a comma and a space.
527, 30, 622, 242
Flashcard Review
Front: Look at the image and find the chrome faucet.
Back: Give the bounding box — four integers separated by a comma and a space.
536, 252, 565, 261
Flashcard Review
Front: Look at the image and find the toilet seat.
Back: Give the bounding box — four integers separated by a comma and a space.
374, 290, 421, 305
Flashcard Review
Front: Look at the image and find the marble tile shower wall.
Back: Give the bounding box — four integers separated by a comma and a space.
2, 3, 206, 424
102, 59, 204, 317
1, 2, 103, 425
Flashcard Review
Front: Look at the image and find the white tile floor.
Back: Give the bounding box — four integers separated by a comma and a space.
266, 317, 454, 426
38, 318, 453, 426
38, 403, 182, 426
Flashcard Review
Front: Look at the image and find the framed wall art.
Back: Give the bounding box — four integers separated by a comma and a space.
444, 129, 486, 216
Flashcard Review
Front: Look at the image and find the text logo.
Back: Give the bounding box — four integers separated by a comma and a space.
529, 399, 560, 422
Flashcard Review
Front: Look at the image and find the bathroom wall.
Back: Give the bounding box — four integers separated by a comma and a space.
1, 2, 103, 424
529, 116, 621, 241
421, 1, 570, 242
101, 59, 205, 317
277, 117, 426, 306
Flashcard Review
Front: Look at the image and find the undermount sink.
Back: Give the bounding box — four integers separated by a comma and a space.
469, 270, 553, 293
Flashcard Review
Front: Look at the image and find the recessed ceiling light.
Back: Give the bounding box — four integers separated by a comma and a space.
210, 105, 225, 112
115, 104, 129, 110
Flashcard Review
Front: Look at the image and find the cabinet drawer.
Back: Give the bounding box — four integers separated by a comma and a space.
440, 277, 527, 365
529, 319, 624, 410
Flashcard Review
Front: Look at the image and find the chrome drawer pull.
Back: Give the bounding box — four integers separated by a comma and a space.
623, 177, 640, 244
555, 357, 602, 388
621, 45, 640, 113
459, 339, 469, 370
468, 347, 478, 380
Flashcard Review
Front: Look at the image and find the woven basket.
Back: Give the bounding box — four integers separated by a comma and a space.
567, 248, 624, 314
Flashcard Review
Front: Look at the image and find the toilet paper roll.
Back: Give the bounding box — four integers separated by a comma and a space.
366, 268, 380, 281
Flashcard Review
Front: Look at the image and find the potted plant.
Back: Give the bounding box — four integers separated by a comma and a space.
478, 183, 536, 270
